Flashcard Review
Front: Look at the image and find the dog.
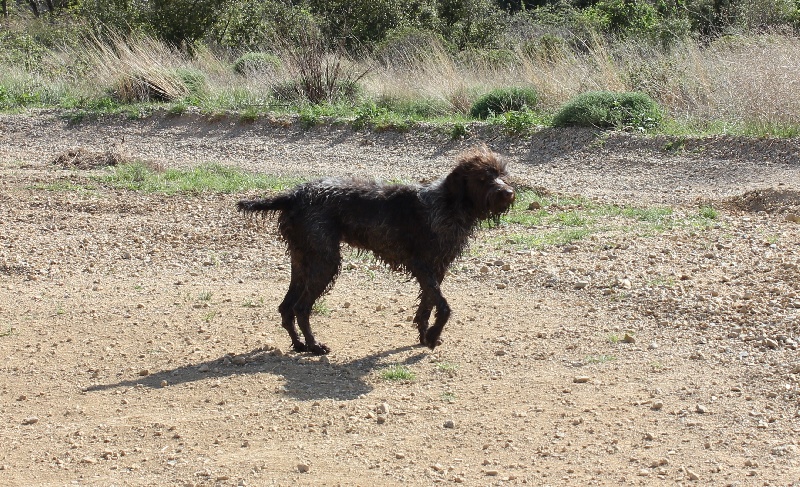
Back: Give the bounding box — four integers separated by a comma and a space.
237, 145, 515, 355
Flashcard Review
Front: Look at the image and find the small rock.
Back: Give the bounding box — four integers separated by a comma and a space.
484, 469, 500, 476
22, 416, 39, 425
573, 376, 590, 383
297, 463, 310, 473
648, 342, 658, 350
138, 369, 150, 376
376, 415, 387, 424
80, 457, 98, 465
376, 403, 389, 414
443, 420, 455, 429
528, 201, 541, 210
231, 355, 247, 365
480, 266, 489, 274
574, 280, 589, 290
764, 338, 779, 349
623, 333, 636, 344
685, 468, 699, 481
198, 364, 210, 372
496, 283, 507, 289
785, 213, 800, 223
160, 380, 168, 387
395, 452, 405, 459
696, 404, 708, 414
651, 401, 664, 411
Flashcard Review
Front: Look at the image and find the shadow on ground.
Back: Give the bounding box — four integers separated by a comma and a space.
83, 345, 426, 401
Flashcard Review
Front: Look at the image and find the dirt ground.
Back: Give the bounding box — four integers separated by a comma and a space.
1, 111, 799, 486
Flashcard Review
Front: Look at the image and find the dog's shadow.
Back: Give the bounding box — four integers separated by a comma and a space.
83, 345, 426, 401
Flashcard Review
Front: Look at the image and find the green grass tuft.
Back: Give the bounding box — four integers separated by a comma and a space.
379, 364, 415, 382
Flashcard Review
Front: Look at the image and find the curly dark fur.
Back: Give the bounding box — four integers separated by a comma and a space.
237, 145, 515, 355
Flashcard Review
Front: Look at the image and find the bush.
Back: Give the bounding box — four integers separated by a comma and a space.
232, 52, 282, 76
551, 91, 663, 129
469, 87, 538, 119
457, 48, 518, 69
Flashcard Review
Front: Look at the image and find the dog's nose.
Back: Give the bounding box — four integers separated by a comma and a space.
498, 186, 515, 204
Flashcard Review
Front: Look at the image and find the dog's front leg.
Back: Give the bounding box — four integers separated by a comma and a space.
414, 271, 449, 350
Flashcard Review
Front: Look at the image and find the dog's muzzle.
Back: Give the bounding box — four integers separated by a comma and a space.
489, 179, 515, 214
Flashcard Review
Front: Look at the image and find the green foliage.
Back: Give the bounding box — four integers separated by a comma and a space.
232, 52, 283, 76
490, 108, 547, 134
470, 87, 538, 119
551, 91, 662, 129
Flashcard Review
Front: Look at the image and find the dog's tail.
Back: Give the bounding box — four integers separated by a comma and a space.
236, 194, 294, 215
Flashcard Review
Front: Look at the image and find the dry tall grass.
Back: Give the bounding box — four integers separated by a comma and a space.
5, 31, 800, 128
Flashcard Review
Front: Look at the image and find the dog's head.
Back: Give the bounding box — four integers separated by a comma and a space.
444, 145, 515, 221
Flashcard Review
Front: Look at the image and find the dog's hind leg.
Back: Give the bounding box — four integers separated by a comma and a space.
279, 265, 307, 353
292, 249, 341, 356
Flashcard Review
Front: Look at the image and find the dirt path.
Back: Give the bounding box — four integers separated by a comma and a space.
1, 111, 799, 486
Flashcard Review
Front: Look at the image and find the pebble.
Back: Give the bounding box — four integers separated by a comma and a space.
696, 404, 708, 414
573, 376, 590, 383
574, 280, 589, 290
484, 469, 499, 476
22, 416, 39, 425
651, 401, 664, 411
623, 333, 636, 344
685, 468, 699, 480
138, 369, 150, 376
785, 213, 800, 223
376, 403, 389, 414
443, 420, 455, 429
232, 355, 247, 365
198, 364, 210, 372
297, 463, 310, 473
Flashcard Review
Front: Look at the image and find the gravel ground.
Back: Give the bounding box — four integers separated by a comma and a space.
1, 110, 799, 486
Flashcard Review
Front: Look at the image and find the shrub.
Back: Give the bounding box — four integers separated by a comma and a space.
551, 91, 662, 129
232, 52, 282, 75
469, 87, 538, 119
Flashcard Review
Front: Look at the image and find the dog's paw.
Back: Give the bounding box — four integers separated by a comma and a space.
308, 342, 331, 355
291, 341, 308, 353
423, 329, 444, 350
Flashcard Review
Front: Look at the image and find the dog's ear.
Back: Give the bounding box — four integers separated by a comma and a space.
442, 167, 467, 205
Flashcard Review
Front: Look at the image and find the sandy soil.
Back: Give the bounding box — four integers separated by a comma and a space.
1, 110, 799, 486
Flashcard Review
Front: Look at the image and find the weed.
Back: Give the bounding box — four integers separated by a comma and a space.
203, 311, 216, 322
0, 326, 14, 338
198, 291, 213, 301
312, 299, 330, 316
607, 333, 621, 344
379, 364, 415, 382
585, 354, 616, 364
436, 361, 460, 373
698, 205, 718, 220
441, 392, 457, 402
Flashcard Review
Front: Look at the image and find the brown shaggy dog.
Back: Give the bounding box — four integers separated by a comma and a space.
237, 145, 515, 355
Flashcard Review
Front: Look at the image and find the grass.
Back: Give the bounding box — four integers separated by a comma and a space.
379, 364, 415, 382
28, 180, 97, 193
585, 354, 617, 364
99, 162, 302, 194
311, 299, 331, 316
490, 189, 725, 251
0, 326, 15, 337
436, 361, 460, 373
198, 291, 213, 301
4, 31, 800, 137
